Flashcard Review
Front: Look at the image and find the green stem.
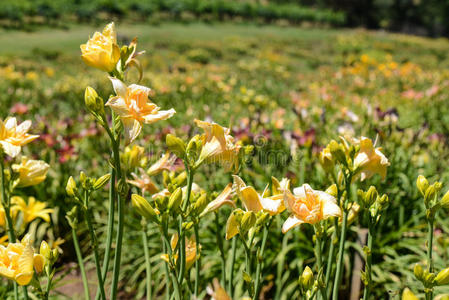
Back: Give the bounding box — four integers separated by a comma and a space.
95, 168, 116, 300
425, 218, 434, 300
84, 197, 106, 300
193, 223, 201, 298
178, 167, 194, 285
315, 227, 326, 300
110, 136, 125, 300
161, 220, 182, 300
362, 221, 373, 300
162, 237, 171, 300
325, 218, 338, 299
215, 212, 226, 287
332, 174, 351, 300
142, 224, 152, 300
332, 207, 349, 300
254, 223, 269, 300
72, 227, 90, 300
228, 237, 237, 297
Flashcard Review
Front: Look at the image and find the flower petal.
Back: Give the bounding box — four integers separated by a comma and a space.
282, 215, 303, 233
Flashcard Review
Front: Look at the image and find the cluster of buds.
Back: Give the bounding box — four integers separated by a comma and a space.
416, 175, 449, 219
66, 171, 111, 208
225, 208, 270, 241
319, 136, 390, 183
121, 145, 147, 171
414, 263, 449, 293
357, 186, 389, 223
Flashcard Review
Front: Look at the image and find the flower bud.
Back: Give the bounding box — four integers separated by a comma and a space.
441, 190, 449, 209
402, 288, 418, 300
166, 134, 186, 158
414, 264, 424, 281
65, 206, 78, 229
255, 212, 270, 226
319, 147, 334, 173
173, 172, 187, 187
33, 254, 45, 273
168, 188, 183, 211
193, 193, 208, 215
40, 241, 51, 260
364, 186, 378, 208
424, 185, 436, 207
186, 136, 200, 163
325, 184, 338, 198
93, 173, 111, 190
131, 194, 159, 223
417, 175, 429, 196
240, 211, 256, 232
300, 266, 314, 290
66, 176, 78, 197
328, 140, 346, 166
85, 86, 104, 116
435, 268, 449, 285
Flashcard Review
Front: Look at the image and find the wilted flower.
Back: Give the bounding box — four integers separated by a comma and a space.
0, 117, 39, 158
12, 157, 49, 187
353, 137, 390, 181
195, 119, 241, 172
106, 78, 175, 144
127, 168, 159, 195
0, 235, 39, 285
11, 196, 54, 224
233, 175, 286, 215
161, 233, 198, 270
147, 152, 176, 176
282, 184, 341, 233
206, 278, 232, 300
80, 22, 120, 72
201, 183, 235, 216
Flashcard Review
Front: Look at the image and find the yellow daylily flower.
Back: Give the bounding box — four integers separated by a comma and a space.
233, 175, 285, 216
147, 152, 176, 176
195, 119, 241, 172
0, 235, 35, 285
282, 184, 341, 233
206, 278, 232, 300
12, 157, 49, 187
0, 117, 39, 158
353, 136, 390, 181
127, 168, 159, 195
201, 183, 235, 216
80, 22, 120, 72
402, 288, 418, 300
161, 233, 199, 270
106, 78, 175, 144
11, 196, 54, 224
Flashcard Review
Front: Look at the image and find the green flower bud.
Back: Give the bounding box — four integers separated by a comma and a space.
168, 188, 183, 211
193, 193, 208, 215
131, 194, 159, 223
240, 211, 256, 232
85, 86, 104, 116
65, 206, 78, 229
441, 190, 449, 209
424, 185, 436, 207
436, 268, 449, 285
93, 173, 111, 190
414, 264, 424, 281
417, 175, 429, 196
300, 266, 314, 290
364, 186, 378, 208
328, 140, 346, 166
166, 134, 186, 158
66, 176, 77, 197
40, 241, 51, 260
325, 184, 338, 198
173, 172, 187, 187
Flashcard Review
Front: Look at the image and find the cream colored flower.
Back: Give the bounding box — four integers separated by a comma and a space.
195, 119, 241, 172
0, 117, 39, 158
80, 22, 120, 72
106, 78, 175, 144
147, 152, 176, 176
282, 184, 341, 233
233, 175, 285, 216
12, 157, 49, 187
353, 137, 390, 181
